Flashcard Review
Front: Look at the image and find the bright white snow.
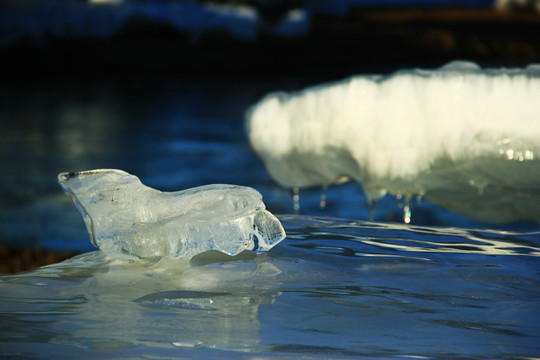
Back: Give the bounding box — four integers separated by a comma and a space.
246, 61, 540, 224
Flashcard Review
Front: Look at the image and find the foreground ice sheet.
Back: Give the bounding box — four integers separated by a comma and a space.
246, 61, 540, 224
1, 215, 539, 358
58, 169, 285, 259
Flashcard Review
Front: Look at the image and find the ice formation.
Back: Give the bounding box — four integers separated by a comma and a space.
246, 61, 540, 224
58, 169, 285, 259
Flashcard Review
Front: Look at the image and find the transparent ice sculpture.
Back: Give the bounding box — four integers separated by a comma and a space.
58, 169, 286, 259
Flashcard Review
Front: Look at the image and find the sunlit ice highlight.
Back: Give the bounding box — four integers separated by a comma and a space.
246, 61, 540, 225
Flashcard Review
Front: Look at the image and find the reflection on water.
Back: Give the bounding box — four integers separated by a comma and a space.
1, 215, 539, 359
0, 78, 283, 251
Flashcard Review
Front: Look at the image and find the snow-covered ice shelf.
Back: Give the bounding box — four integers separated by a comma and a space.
246, 61, 540, 224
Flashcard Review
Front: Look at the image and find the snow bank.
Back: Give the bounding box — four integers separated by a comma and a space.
0, 0, 309, 47
247, 61, 540, 224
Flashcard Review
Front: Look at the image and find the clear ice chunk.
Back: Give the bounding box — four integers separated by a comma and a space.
58, 169, 286, 259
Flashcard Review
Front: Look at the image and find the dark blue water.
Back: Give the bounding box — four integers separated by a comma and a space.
1, 75, 539, 359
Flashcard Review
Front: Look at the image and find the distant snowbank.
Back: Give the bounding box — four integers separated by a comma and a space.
246, 61, 540, 224
2, 0, 523, 48
0, 0, 310, 47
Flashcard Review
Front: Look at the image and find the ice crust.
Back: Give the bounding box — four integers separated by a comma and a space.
246, 61, 540, 224
58, 169, 285, 259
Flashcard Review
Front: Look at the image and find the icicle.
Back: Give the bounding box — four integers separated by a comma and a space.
368, 198, 376, 221
403, 195, 412, 224
319, 185, 328, 210
364, 188, 387, 222
291, 187, 300, 214
395, 193, 403, 208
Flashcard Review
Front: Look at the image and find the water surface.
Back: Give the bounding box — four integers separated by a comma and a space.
1, 215, 539, 359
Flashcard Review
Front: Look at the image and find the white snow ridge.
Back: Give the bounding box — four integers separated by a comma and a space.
246, 61, 540, 224
58, 169, 286, 259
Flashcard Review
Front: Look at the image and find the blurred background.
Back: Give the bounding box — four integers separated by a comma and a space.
1, 0, 540, 273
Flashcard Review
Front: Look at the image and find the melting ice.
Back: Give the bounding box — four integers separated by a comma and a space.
246, 61, 540, 224
58, 169, 285, 259
1, 215, 539, 358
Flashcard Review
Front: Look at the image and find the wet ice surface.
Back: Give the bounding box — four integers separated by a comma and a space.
58, 169, 285, 259
1, 215, 539, 359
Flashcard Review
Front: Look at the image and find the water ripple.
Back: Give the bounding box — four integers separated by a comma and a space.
279, 215, 540, 258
